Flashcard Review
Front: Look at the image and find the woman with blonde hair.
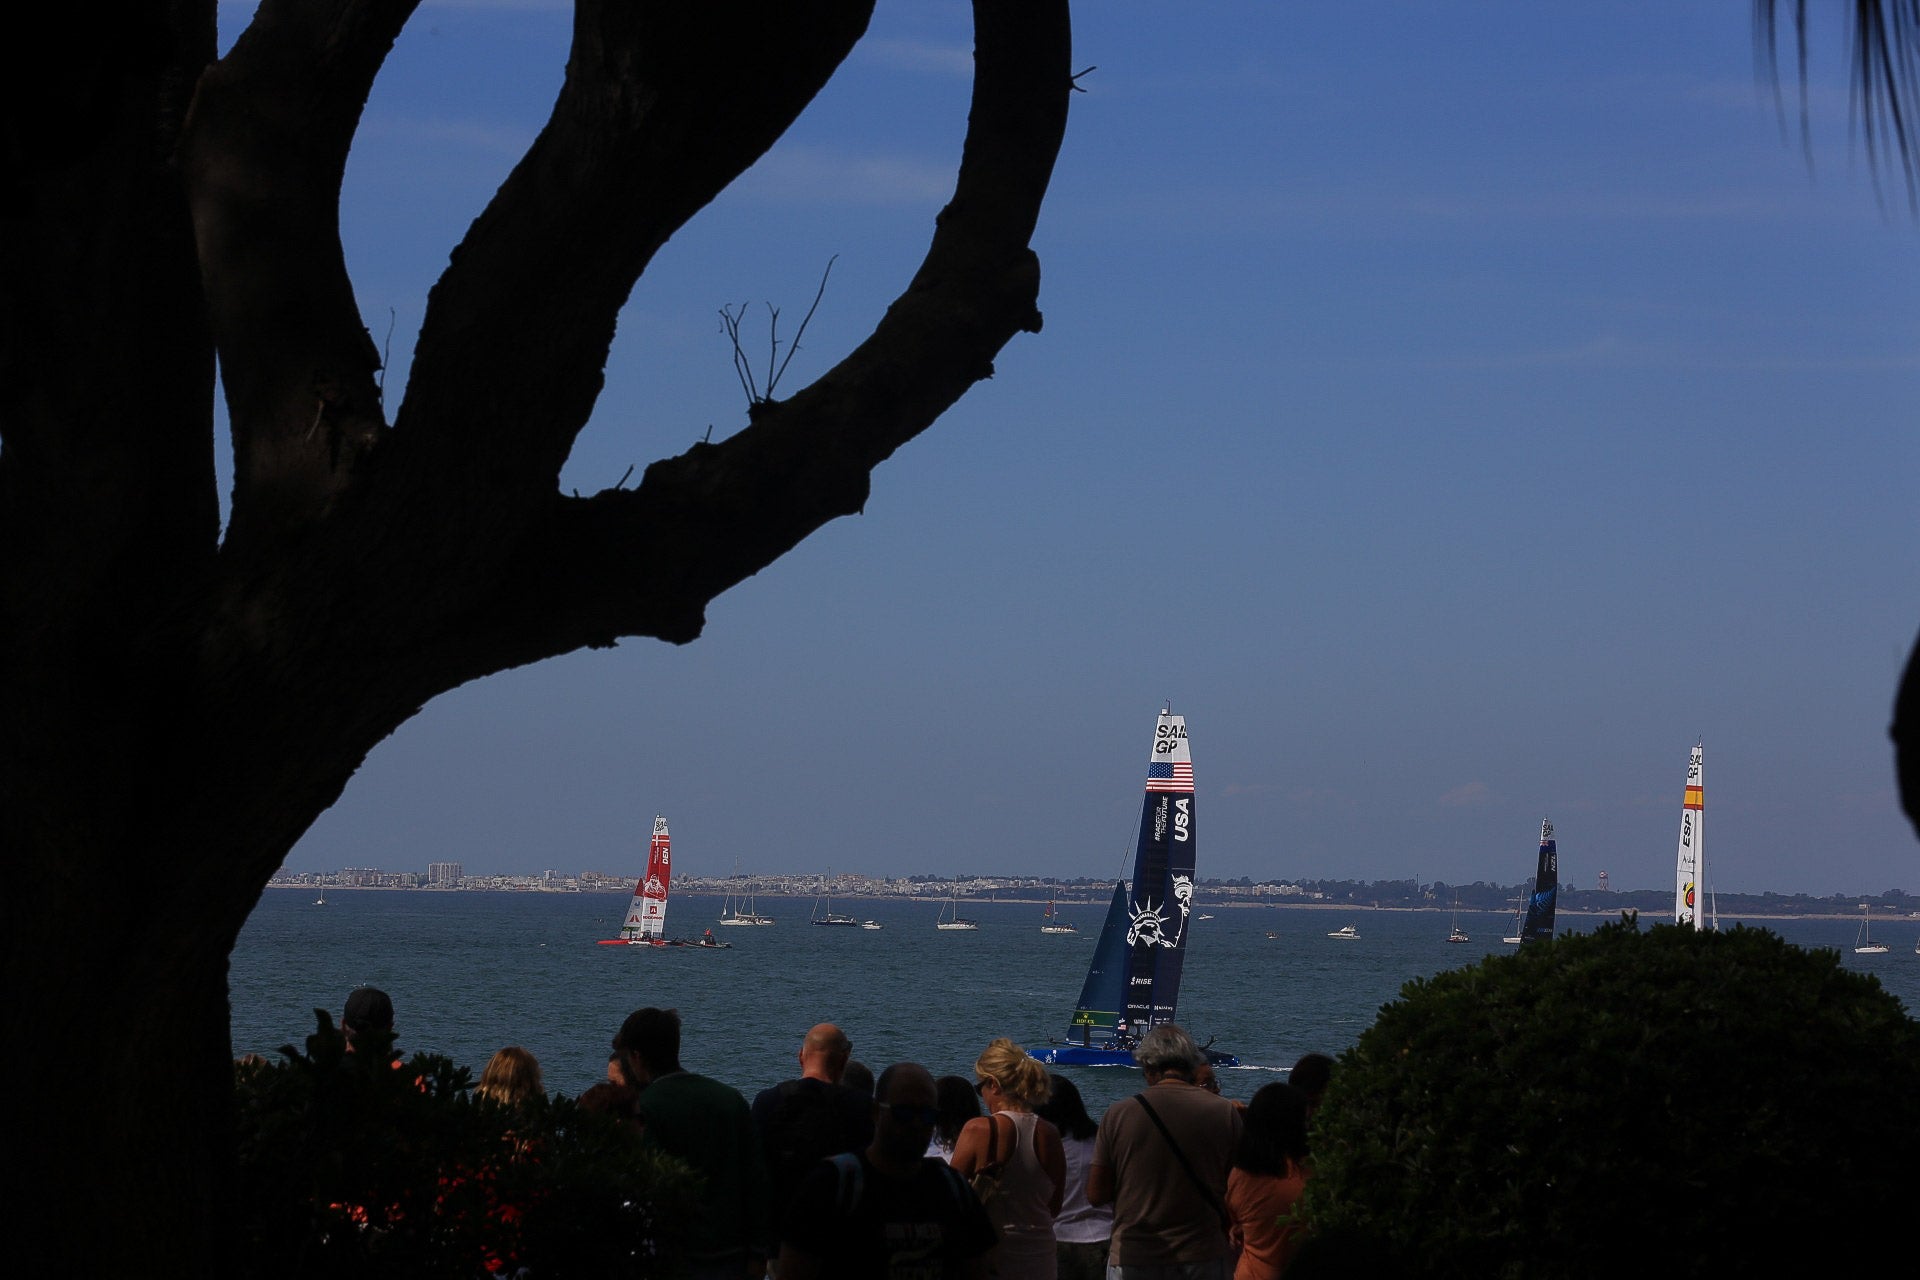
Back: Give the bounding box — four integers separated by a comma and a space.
475, 1046, 544, 1107
950, 1037, 1066, 1279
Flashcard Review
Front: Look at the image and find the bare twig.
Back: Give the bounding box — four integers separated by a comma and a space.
717, 258, 839, 408
768, 255, 836, 397
719, 304, 759, 403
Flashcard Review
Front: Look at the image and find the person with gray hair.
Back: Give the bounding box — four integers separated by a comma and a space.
1087, 1023, 1242, 1279
1132, 1023, 1202, 1077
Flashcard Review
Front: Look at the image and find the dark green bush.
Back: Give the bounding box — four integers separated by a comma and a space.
233, 1012, 697, 1278
1294, 917, 1920, 1279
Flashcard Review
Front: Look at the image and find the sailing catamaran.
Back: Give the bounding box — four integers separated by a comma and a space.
935, 892, 979, 931
1854, 903, 1890, 955
1674, 743, 1707, 929
1031, 706, 1237, 1068
1514, 818, 1559, 945
597, 815, 730, 948
1040, 889, 1077, 934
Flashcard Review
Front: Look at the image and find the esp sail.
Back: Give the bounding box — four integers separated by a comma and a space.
1673, 744, 1704, 928
615, 815, 671, 943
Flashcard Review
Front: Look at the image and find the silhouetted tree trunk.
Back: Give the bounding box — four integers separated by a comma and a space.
0, 1, 1070, 1272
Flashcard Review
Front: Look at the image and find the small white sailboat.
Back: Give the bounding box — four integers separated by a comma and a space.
718, 865, 774, 926
1854, 903, 1889, 955
935, 890, 979, 931
1501, 895, 1525, 945
1040, 889, 1077, 934
315, 886, 327, 906
1326, 923, 1360, 940
1446, 895, 1469, 944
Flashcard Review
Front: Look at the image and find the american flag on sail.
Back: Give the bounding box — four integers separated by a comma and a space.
1145, 762, 1194, 793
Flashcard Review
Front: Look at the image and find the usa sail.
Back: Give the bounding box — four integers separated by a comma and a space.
1032, 706, 1236, 1067
1519, 818, 1558, 944
1674, 743, 1705, 929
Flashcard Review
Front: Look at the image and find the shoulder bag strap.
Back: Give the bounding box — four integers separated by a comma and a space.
1134, 1093, 1233, 1233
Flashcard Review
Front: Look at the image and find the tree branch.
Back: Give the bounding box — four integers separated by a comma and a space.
468, 0, 1073, 660
395, 0, 875, 504
179, 0, 420, 542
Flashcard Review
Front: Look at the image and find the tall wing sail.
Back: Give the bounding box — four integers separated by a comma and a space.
1520, 818, 1558, 943
1120, 709, 1197, 1034
1065, 883, 1132, 1045
1674, 744, 1704, 928
633, 815, 670, 941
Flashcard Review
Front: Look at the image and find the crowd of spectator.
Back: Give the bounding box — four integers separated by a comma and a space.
326, 986, 1326, 1279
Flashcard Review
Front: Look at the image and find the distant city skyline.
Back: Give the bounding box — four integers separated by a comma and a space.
249, 4, 1917, 897
273, 863, 1910, 903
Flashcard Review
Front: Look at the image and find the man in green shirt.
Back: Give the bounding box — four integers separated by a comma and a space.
615, 1006, 770, 1279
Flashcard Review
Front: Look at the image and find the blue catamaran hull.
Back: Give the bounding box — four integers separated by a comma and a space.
1032, 1044, 1241, 1069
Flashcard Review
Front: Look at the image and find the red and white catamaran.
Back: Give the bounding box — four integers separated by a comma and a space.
598, 815, 730, 948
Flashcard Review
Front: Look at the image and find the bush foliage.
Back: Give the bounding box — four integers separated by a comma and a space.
233, 1012, 697, 1278
1294, 917, 1920, 1279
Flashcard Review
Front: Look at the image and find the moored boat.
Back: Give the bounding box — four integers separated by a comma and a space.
811, 871, 860, 927
718, 864, 775, 926
935, 892, 979, 931
1326, 924, 1360, 940
1040, 889, 1077, 934
1854, 903, 1890, 955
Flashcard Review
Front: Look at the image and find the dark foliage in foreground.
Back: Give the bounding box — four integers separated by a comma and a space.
233, 1014, 697, 1278
1293, 917, 1920, 1279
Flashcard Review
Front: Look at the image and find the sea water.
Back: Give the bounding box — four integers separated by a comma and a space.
231, 892, 1920, 1120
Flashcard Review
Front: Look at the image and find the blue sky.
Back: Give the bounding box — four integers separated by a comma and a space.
224, 2, 1918, 895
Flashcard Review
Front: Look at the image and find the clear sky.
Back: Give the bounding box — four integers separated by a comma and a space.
223, 2, 1919, 895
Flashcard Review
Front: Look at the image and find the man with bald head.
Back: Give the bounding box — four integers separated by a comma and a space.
777, 1062, 995, 1280
752, 1022, 875, 1239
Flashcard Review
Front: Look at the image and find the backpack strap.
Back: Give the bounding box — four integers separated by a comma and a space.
1134, 1093, 1233, 1234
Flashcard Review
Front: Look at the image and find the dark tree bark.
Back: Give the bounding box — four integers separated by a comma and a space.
0, 0, 1070, 1271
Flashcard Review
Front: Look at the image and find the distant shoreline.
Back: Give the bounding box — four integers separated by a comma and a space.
269, 885, 1909, 923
